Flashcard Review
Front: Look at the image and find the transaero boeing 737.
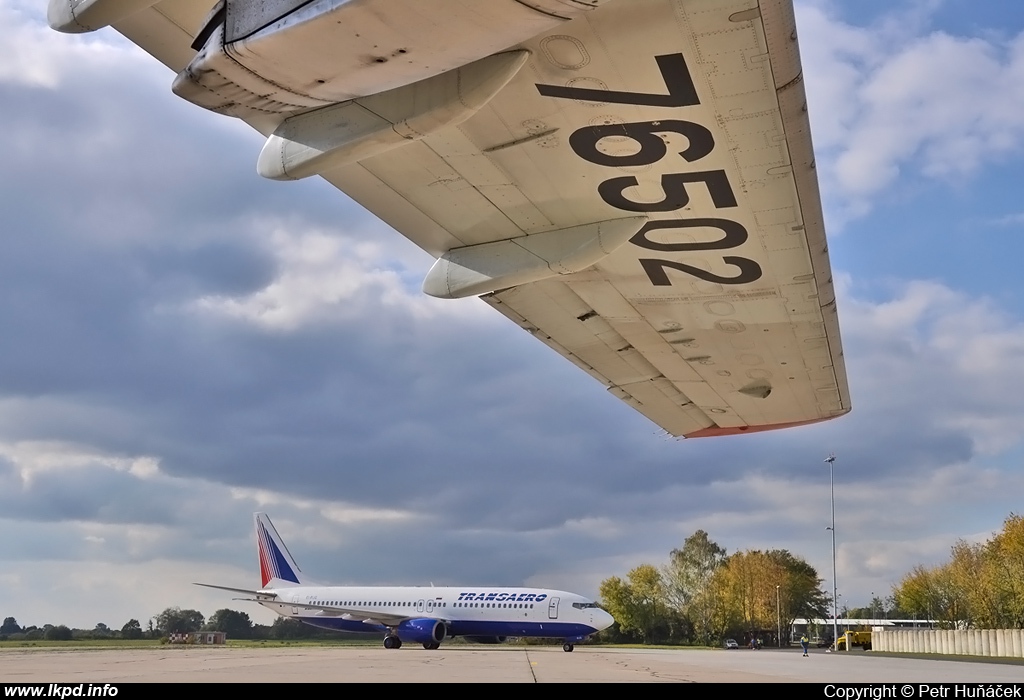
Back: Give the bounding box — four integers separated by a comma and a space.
198, 514, 614, 651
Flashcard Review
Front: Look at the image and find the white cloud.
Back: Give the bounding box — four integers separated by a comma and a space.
228, 486, 419, 526
841, 277, 1024, 455
0, 0, 149, 89
3, 558, 261, 629
988, 212, 1024, 226
798, 2, 1024, 220
0, 439, 163, 486
189, 221, 489, 330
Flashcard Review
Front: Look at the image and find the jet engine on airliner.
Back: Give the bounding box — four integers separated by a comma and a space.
397, 618, 447, 645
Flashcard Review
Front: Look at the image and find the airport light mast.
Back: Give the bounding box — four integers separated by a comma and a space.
776, 584, 781, 648
825, 453, 838, 651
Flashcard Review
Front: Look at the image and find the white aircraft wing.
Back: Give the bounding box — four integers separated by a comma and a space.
282, 601, 411, 627
93, 0, 849, 438
195, 583, 415, 625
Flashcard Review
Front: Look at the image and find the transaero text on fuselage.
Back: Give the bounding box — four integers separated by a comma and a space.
457, 592, 548, 602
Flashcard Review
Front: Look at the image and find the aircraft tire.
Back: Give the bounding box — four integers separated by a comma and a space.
423, 642, 440, 650
383, 635, 399, 649
562, 643, 574, 652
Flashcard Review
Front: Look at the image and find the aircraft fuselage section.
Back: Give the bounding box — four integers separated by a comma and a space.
259, 584, 610, 640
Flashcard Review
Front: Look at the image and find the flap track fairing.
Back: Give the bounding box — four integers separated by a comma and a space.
423, 217, 647, 299
257, 51, 529, 180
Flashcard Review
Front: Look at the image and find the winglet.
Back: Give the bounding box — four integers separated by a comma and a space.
255, 513, 303, 587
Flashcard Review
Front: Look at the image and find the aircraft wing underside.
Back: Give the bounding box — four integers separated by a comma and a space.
101, 0, 850, 437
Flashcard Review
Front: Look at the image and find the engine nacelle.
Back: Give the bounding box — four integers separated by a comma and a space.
464, 636, 508, 644
174, 0, 614, 118
397, 618, 447, 645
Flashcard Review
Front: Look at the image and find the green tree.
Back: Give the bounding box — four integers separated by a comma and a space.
709, 549, 827, 642
893, 564, 960, 627
663, 530, 726, 644
885, 593, 913, 620
985, 514, 1024, 628
0, 617, 20, 635
44, 625, 72, 641
154, 608, 205, 634
712, 550, 784, 635
599, 564, 666, 643
948, 540, 995, 628
892, 513, 1024, 629
270, 617, 311, 639
600, 575, 635, 641
121, 619, 143, 640
205, 609, 254, 639
767, 549, 829, 634
598, 536, 830, 646
847, 596, 889, 619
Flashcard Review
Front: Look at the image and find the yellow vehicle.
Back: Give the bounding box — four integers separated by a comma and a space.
836, 631, 872, 651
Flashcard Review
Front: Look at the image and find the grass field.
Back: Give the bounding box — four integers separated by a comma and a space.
0, 639, 377, 650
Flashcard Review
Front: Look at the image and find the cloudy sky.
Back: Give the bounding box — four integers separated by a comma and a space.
3, 0, 1024, 631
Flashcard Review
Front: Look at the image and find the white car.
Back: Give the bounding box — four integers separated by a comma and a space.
725, 639, 739, 649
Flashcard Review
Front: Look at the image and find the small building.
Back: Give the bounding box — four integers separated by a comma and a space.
791, 618, 938, 645
168, 631, 226, 645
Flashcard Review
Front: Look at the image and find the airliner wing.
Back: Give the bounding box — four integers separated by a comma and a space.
280, 601, 413, 627
195, 583, 417, 625
104, 0, 849, 437
194, 583, 277, 598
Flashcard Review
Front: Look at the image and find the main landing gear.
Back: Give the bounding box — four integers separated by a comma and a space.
383, 635, 442, 650
562, 642, 574, 652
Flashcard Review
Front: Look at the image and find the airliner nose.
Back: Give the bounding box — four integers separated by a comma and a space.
596, 608, 614, 631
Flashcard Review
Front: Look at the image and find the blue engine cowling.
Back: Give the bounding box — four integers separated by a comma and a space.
397, 618, 447, 645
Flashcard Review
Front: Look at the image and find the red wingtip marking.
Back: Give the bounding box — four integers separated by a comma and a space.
684, 416, 836, 438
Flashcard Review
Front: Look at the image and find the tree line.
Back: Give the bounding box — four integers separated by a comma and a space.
892, 514, 1024, 629
0, 609, 345, 642
597, 530, 829, 645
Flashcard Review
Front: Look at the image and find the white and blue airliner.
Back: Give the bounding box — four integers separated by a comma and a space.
198, 513, 614, 652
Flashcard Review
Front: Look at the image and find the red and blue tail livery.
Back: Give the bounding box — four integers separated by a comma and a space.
198, 513, 613, 652
256, 513, 302, 587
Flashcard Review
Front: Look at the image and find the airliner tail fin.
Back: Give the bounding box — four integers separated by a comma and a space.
255, 512, 303, 588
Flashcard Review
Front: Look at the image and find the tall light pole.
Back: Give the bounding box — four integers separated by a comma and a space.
825, 453, 838, 651
776, 584, 782, 647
